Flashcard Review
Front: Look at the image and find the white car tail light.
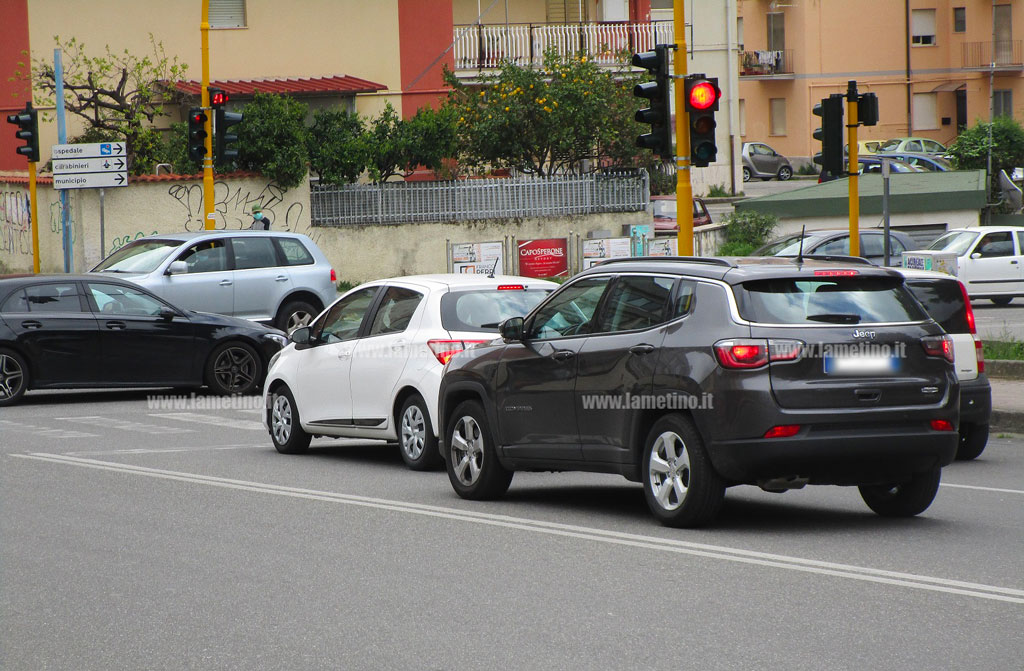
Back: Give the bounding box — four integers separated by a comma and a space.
427, 339, 490, 365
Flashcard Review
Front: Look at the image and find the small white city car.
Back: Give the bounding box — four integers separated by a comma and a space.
909, 226, 1024, 305
262, 274, 555, 469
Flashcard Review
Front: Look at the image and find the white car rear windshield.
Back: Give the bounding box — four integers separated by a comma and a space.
441, 289, 551, 332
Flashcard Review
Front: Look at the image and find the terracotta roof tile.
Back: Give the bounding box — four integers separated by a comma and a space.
175, 75, 386, 97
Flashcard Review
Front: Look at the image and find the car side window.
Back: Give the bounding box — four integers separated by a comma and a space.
595, 275, 674, 333
87, 282, 166, 316
527, 277, 609, 340
15, 284, 82, 313
861, 234, 885, 257
315, 286, 378, 344
1016, 231, 1024, 255
367, 286, 423, 336
923, 140, 942, 153
816, 237, 850, 255
670, 280, 697, 318
890, 235, 907, 255
976, 232, 1014, 258
274, 238, 314, 266
231, 237, 279, 270
906, 140, 923, 152
177, 239, 229, 273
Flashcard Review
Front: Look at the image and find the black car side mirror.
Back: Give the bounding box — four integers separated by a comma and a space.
500, 317, 524, 341
290, 326, 311, 345
157, 307, 177, 321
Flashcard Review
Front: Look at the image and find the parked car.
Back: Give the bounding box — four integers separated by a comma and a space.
262, 274, 556, 470
91, 230, 338, 333
845, 141, 883, 156
875, 152, 953, 172
896, 268, 991, 460
439, 257, 958, 527
0, 274, 287, 406
742, 142, 793, 182
651, 196, 712, 235
753, 228, 918, 266
915, 226, 1024, 304
818, 156, 923, 183
878, 137, 948, 155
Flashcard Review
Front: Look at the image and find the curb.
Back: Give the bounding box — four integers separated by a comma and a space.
991, 409, 1024, 434
986, 359, 1024, 380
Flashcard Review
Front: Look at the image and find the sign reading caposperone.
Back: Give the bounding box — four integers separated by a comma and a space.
518, 238, 568, 278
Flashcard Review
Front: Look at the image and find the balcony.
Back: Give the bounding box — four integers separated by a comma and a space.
739, 49, 794, 78
452, 21, 674, 70
962, 41, 1024, 70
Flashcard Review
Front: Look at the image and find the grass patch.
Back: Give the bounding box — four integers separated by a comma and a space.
336, 280, 362, 293
983, 340, 1024, 360
707, 183, 732, 198
796, 164, 819, 176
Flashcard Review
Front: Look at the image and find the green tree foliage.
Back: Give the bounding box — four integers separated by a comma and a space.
235, 93, 310, 189
22, 35, 188, 175
717, 211, 778, 256
361, 103, 459, 183
307, 109, 367, 185
946, 116, 1024, 198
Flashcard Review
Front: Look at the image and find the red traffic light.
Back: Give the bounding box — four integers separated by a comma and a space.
191, 111, 207, 124
688, 81, 718, 110
211, 91, 228, 106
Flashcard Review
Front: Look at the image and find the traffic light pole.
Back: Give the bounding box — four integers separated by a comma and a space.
674, 0, 693, 255
28, 160, 40, 273
846, 80, 860, 257
201, 0, 215, 230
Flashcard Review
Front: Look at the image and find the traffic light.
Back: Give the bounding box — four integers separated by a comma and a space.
209, 87, 229, 108
631, 44, 672, 159
6, 103, 39, 163
215, 108, 243, 163
187, 108, 208, 162
813, 95, 844, 178
857, 92, 879, 126
684, 75, 720, 167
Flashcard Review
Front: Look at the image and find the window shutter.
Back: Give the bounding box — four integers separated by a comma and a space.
911, 9, 935, 39
209, 0, 246, 28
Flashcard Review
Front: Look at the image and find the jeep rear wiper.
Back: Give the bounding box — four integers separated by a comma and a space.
806, 313, 862, 324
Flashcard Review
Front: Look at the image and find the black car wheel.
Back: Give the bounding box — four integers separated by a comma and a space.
742, 166, 751, 182
956, 422, 989, 461
445, 400, 512, 500
398, 394, 441, 471
269, 385, 311, 454
859, 467, 941, 517
0, 348, 28, 406
642, 414, 725, 528
990, 296, 1013, 306
777, 166, 793, 181
276, 300, 317, 334
205, 341, 262, 395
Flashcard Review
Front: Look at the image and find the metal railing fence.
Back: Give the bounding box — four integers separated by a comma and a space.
310, 171, 649, 227
962, 40, 1024, 68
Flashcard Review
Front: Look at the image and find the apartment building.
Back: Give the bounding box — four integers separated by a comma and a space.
738, 0, 1023, 163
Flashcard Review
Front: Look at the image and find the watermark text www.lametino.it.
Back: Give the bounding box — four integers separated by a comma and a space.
146, 393, 265, 412
581, 393, 714, 412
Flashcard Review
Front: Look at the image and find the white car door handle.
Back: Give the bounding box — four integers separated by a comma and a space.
337, 348, 353, 359
275, 275, 288, 281
220, 279, 232, 286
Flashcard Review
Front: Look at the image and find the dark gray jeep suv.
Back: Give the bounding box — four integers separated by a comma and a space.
438, 257, 960, 527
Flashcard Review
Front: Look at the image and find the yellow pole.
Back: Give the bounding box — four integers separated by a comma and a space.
674, 0, 693, 255
28, 161, 40, 273
847, 81, 859, 257
201, 0, 215, 230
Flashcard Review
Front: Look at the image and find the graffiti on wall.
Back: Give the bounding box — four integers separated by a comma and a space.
167, 180, 310, 238
0, 189, 32, 257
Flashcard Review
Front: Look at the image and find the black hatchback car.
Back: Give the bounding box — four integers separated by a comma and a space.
0, 275, 287, 406
439, 257, 959, 527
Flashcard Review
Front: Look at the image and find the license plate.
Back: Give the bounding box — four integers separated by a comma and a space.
823, 354, 899, 376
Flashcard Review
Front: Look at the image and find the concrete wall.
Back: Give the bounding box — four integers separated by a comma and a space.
772, 209, 978, 238
0, 174, 650, 282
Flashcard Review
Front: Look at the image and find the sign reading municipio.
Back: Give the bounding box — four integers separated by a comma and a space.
51, 142, 127, 190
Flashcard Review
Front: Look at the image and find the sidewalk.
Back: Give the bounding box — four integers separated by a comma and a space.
990, 377, 1024, 434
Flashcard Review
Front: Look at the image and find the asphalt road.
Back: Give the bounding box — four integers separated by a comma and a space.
974, 301, 1024, 341
2, 390, 1022, 670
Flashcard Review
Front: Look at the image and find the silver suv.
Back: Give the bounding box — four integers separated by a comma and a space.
91, 231, 337, 332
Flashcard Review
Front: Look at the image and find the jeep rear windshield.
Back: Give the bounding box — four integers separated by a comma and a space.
735, 276, 929, 325
441, 288, 552, 332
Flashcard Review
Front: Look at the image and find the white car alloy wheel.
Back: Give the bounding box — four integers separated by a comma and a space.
648, 430, 691, 512
272, 393, 293, 445
450, 414, 484, 487
401, 403, 427, 461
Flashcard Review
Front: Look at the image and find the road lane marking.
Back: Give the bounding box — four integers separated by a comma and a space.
55, 415, 195, 435
147, 412, 264, 431
941, 483, 1024, 495
11, 452, 1024, 605
0, 419, 96, 440
65, 444, 259, 456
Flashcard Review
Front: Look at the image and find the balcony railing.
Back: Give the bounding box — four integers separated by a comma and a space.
739, 49, 794, 76
453, 21, 674, 70
962, 40, 1024, 69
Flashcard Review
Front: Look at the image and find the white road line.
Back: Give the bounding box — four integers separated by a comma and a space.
147, 412, 264, 431
941, 483, 1024, 495
55, 415, 195, 435
11, 452, 1024, 605
65, 444, 259, 456
0, 419, 97, 440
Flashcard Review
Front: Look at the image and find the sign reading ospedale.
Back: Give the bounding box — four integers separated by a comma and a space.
518, 238, 568, 278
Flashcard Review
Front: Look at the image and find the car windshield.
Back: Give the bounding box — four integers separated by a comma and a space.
759, 234, 831, 256
92, 240, 181, 273
927, 231, 978, 255
440, 288, 552, 332
735, 276, 929, 324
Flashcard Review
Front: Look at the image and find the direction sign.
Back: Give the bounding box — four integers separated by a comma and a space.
51, 142, 127, 190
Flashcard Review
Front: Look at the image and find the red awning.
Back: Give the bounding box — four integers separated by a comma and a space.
175, 75, 386, 97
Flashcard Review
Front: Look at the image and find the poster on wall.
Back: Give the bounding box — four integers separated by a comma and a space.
451, 241, 505, 275
518, 238, 569, 278
581, 237, 632, 269
647, 237, 678, 257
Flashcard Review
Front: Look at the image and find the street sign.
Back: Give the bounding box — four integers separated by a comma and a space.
51, 142, 127, 190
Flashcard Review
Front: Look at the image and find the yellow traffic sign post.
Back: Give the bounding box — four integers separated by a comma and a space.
674, 0, 693, 255
846, 80, 860, 258
201, 0, 215, 230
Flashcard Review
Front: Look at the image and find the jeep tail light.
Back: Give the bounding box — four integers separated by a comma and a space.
763, 425, 801, 439
330, 268, 337, 283
957, 281, 976, 334
715, 338, 804, 369
930, 419, 955, 432
921, 335, 954, 363
427, 339, 490, 365
974, 335, 985, 374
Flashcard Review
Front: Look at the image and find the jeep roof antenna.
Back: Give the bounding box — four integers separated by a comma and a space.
795, 225, 807, 266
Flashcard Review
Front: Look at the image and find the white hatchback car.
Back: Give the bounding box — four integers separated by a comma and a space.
920, 226, 1024, 305
262, 274, 556, 469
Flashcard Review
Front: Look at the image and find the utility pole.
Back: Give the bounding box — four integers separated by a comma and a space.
674, 0, 693, 255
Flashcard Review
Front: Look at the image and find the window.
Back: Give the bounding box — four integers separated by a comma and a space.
315, 287, 378, 344
912, 9, 936, 45
767, 12, 785, 50
953, 7, 966, 33
994, 90, 1013, 118
975, 232, 1014, 258
905, 140, 924, 152
816, 237, 851, 256
87, 283, 166, 317
209, 0, 245, 28
177, 239, 229, 274
905, 279, 971, 334
912, 92, 938, 130
368, 287, 423, 336
528, 277, 609, 340
995, 5, 1013, 64
441, 289, 551, 333
17, 284, 82, 313
921, 140, 946, 154
738, 99, 746, 137
231, 236, 279, 270
1016, 231, 1024, 255
861, 234, 886, 257
737, 17, 744, 51
274, 238, 314, 266
736, 277, 929, 325
769, 98, 786, 136
546, 0, 586, 23
595, 276, 675, 333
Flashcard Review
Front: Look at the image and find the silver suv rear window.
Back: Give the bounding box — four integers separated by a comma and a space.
441, 289, 551, 332
736, 276, 929, 325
